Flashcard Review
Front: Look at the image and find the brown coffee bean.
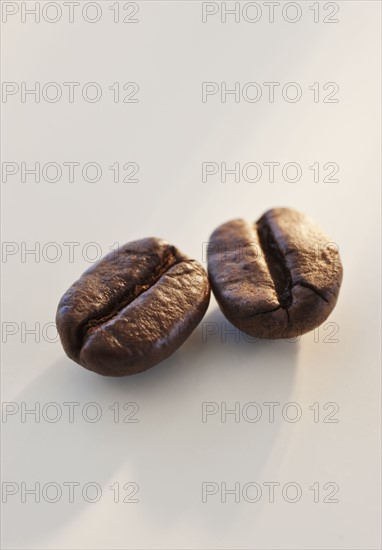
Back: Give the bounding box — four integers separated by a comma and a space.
207, 208, 343, 339
56, 238, 210, 376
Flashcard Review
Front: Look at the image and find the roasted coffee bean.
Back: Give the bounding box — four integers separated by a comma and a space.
56, 238, 210, 376
207, 208, 343, 339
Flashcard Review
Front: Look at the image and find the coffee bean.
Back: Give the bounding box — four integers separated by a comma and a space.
207, 208, 343, 339
56, 238, 210, 376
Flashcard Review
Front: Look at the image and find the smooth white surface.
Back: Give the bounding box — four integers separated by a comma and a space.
1, 1, 381, 549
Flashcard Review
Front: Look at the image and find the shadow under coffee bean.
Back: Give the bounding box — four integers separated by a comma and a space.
56, 238, 211, 376
207, 208, 343, 339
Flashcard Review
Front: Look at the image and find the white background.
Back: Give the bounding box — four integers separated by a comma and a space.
1, 1, 381, 549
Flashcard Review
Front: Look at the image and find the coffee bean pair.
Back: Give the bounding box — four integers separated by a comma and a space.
56, 208, 343, 376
